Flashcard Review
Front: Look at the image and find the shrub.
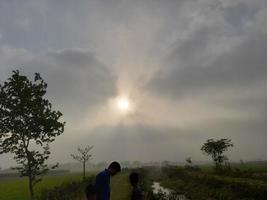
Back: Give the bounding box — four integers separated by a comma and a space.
37, 176, 94, 200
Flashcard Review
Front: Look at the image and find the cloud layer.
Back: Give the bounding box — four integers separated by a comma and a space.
0, 0, 267, 168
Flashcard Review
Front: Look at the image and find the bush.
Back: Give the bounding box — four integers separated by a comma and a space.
37, 176, 94, 200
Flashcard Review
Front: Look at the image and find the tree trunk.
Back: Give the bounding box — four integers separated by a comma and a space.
26, 149, 34, 200
83, 161, 85, 181
28, 175, 34, 200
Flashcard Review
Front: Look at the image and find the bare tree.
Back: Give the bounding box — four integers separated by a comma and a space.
71, 146, 93, 180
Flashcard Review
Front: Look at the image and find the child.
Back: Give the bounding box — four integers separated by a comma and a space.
85, 184, 97, 200
129, 172, 143, 200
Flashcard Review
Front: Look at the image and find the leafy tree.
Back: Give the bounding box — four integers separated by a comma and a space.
0, 70, 65, 200
201, 138, 233, 171
71, 145, 93, 180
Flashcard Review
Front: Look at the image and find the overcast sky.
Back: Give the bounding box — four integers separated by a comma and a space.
0, 0, 267, 169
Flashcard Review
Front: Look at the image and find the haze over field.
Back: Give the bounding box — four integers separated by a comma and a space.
0, 0, 267, 169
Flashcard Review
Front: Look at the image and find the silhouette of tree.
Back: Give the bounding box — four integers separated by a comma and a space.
185, 157, 193, 168
0, 70, 65, 200
71, 145, 93, 180
201, 138, 233, 171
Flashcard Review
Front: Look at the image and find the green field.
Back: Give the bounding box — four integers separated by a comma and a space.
200, 163, 267, 172
158, 165, 267, 200
111, 172, 131, 200
0, 173, 89, 200
0, 171, 131, 200
2, 165, 267, 200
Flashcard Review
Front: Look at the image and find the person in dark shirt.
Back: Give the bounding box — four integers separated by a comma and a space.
85, 184, 97, 200
129, 172, 143, 200
95, 161, 121, 200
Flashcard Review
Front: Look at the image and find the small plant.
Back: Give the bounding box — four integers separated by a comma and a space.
37, 176, 94, 200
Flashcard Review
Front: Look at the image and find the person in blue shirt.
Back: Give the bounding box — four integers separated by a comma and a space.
95, 161, 121, 200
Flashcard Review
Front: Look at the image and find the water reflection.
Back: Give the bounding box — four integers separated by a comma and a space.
152, 182, 187, 200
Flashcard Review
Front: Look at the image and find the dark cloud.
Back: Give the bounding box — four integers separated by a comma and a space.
223, 2, 258, 28
0, 47, 116, 123
147, 35, 267, 98
48, 49, 101, 69
146, 0, 267, 101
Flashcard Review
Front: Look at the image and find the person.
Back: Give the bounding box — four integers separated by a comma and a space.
129, 172, 143, 200
85, 184, 97, 200
95, 161, 121, 200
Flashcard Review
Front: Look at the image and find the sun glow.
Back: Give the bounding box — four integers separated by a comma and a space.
116, 96, 130, 112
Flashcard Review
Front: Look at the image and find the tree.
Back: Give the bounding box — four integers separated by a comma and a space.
71, 145, 93, 180
0, 70, 65, 200
185, 157, 193, 168
201, 138, 233, 171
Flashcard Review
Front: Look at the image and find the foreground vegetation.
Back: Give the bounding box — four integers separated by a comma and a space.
0, 171, 133, 200
0, 172, 93, 200
142, 164, 267, 200
1, 164, 267, 200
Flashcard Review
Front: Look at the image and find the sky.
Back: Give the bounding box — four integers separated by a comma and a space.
0, 0, 267, 169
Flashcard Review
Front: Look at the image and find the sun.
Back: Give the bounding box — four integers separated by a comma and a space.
116, 96, 130, 112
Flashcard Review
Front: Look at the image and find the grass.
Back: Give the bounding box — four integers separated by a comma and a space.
158, 165, 267, 200
111, 171, 131, 200
231, 163, 267, 172
3, 165, 267, 200
200, 163, 267, 172
0, 171, 131, 200
0, 172, 92, 200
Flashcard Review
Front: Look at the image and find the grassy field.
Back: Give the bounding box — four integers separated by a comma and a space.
110, 171, 131, 200
158, 165, 267, 200
200, 163, 267, 172
2, 165, 267, 200
0, 171, 131, 200
0, 172, 91, 200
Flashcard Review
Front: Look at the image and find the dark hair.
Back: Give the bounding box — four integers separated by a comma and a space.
108, 161, 121, 172
85, 184, 96, 198
129, 172, 139, 185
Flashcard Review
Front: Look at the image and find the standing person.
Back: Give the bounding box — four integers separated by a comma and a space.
85, 184, 97, 200
95, 161, 121, 200
129, 172, 143, 200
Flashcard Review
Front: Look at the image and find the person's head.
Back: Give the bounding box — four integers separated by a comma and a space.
85, 184, 96, 200
108, 161, 121, 176
129, 172, 139, 187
